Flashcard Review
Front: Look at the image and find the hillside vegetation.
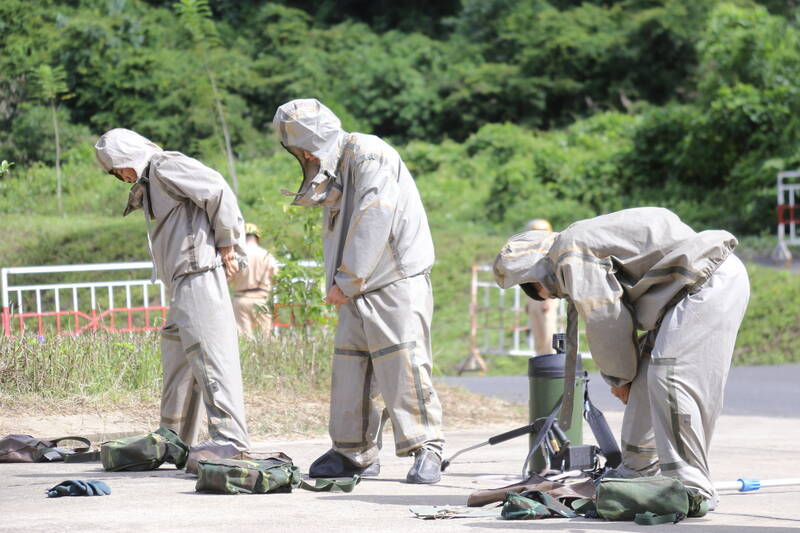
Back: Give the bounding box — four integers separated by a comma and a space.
1, 0, 799, 372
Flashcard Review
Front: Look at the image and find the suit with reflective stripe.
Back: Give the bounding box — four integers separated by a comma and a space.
494, 207, 749, 502
273, 100, 444, 465
145, 154, 251, 451
96, 129, 250, 452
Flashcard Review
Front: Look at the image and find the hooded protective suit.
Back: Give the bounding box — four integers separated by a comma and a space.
273, 99, 443, 466
95, 128, 250, 452
494, 207, 749, 503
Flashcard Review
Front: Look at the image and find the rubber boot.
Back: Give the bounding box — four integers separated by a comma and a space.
406, 447, 441, 484
308, 449, 380, 478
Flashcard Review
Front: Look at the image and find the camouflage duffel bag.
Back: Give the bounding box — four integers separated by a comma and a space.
101, 427, 189, 471
196, 456, 361, 495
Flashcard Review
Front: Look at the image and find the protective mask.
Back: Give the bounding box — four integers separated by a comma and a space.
123, 181, 146, 216
280, 144, 342, 208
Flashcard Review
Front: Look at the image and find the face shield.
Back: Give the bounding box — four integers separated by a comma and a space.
521, 282, 545, 301
279, 143, 342, 208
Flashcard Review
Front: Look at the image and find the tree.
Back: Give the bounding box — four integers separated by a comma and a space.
31, 64, 70, 215
174, 0, 238, 194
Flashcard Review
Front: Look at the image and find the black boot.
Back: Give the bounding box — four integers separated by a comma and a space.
406, 447, 441, 484
308, 449, 380, 478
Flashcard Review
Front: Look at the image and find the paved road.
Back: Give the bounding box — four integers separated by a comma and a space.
3, 414, 799, 532
439, 364, 800, 418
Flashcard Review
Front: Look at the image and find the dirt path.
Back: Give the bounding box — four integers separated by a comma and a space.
0, 383, 525, 442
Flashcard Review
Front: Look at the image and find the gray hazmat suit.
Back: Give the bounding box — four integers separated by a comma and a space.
95, 128, 250, 452
494, 207, 749, 503
272, 99, 444, 466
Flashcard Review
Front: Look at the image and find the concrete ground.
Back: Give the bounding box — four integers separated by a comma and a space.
2, 411, 799, 532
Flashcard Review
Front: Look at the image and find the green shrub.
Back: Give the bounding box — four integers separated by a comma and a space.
734, 263, 800, 365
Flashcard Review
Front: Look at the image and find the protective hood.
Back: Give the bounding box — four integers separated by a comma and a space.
493, 230, 561, 297
95, 128, 163, 180
272, 99, 345, 207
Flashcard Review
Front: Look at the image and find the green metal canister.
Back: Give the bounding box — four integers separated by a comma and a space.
528, 348, 585, 474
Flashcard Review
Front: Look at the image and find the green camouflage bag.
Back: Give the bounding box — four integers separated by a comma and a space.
196, 457, 301, 494
576, 475, 707, 525
195, 457, 361, 495
101, 427, 188, 471
501, 490, 578, 520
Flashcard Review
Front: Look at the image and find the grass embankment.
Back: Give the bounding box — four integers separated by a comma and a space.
3, 216, 800, 376
2, 144, 799, 374
0, 329, 525, 439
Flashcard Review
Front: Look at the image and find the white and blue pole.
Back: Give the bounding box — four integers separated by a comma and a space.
715, 478, 800, 492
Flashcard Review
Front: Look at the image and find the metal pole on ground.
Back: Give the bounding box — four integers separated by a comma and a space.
715, 478, 800, 492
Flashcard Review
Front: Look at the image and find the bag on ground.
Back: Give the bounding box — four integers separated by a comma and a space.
195, 455, 362, 495
101, 427, 188, 471
196, 456, 301, 494
590, 475, 695, 524
501, 489, 578, 520
0, 434, 91, 463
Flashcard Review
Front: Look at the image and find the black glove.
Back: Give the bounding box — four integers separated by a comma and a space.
46, 480, 111, 497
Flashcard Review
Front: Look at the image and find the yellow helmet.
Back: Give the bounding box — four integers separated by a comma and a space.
244, 223, 261, 239
527, 218, 552, 232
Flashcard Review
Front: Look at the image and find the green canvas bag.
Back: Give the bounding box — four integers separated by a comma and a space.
574, 475, 709, 525
501, 490, 578, 520
195, 457, 361, 495
101, 427, 189, 471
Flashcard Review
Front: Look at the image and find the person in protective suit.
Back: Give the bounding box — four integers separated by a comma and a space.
272, 99, 445, 484
525, 219, 559, 354
95, 128, 251, 472
494, 207, 749, 510
230, 223, 279, 339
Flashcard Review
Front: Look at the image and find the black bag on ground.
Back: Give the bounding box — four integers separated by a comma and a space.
0, 434, 91, 463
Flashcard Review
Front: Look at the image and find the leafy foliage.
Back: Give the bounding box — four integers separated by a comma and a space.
2, 0, 800, 371
31, 65, 69, 102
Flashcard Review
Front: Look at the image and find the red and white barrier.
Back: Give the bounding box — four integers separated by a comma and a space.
1, 262, 166, 337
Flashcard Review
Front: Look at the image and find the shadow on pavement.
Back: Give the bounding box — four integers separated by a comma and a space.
461, 520, 800, 531
317, 494, 473, 505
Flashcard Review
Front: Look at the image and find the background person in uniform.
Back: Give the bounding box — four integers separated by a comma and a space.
95, 128, 251, 472
273, 99, 445, 484
230, 223, 279, 339
525, 218, 559, 354
494, 207, 749, 511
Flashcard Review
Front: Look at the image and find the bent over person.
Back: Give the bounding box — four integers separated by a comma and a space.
493, 207, 749, 510
95, 128, 251, 471
273, 99, 445, 484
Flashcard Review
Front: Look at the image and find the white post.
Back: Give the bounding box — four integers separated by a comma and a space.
777, 173, 784, 242
1, 267, 8, 309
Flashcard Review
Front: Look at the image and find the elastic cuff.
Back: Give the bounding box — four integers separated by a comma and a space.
214, 227, 236, 248
333, 274, 360, 298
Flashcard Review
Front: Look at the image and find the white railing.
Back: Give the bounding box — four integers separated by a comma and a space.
1, 260, 324, 337
772, 171, 800, 264
1, 262, 165, 337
